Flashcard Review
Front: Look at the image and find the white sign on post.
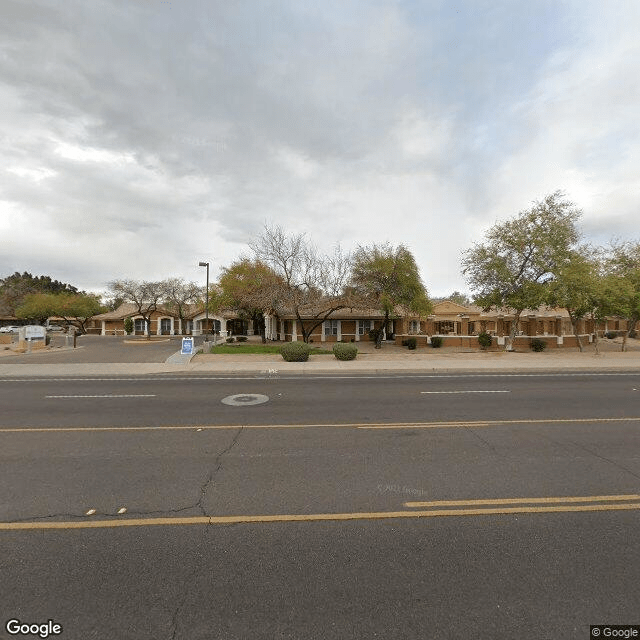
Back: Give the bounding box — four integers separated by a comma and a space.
181, 337, 194, 355
24, 325, 46, 339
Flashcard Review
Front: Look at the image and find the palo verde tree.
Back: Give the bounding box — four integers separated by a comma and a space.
212, 258, 284, 343
351, 243, 432, 348
16, 292, 105, 334
107, 279, 166, 339
250, 225, 355, 343
461, 191, 582, 350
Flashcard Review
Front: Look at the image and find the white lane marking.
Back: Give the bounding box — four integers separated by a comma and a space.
45, 394, 157, 398
420, 390, 510, 394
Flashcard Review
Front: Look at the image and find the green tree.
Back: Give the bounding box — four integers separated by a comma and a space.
16, 292, 105, 333
213, 259, 284, 343
0, 271, 80, 316
351, 243, 432, 348
547, 248, 600, 352
603, 241, 640, 351
461, 191, 581, 350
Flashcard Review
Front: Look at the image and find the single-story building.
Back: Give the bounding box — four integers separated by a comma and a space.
88, 303, 248, 337
263, 300, 635, 349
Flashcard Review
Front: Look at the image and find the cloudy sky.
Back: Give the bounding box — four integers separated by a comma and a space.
1, 0, 639, 297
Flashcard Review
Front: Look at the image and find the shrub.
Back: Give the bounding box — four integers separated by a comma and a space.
430, 336, 443, 348
226, 337, 235, 343
477, 331, 492, 350
368, 328, 383, 343
401, 339, 409, 347
530, 338, 547, 352
281, 341, 311, 362
605, 331, 617, 339
407, 337, 417, 350
123, 317, 134, 335
236, 336, 248, 342
333, 342, 358, 360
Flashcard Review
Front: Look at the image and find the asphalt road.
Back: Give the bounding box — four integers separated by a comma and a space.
1, 373, 639, 639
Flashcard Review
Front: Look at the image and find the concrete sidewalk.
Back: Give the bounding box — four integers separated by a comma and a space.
1, 348, 640, 376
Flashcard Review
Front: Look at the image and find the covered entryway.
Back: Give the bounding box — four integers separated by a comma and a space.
227, 319, 248, 336
434, 320, 459, 335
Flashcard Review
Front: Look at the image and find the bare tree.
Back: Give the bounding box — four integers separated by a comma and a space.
250, 225, 356, 342
162, 278, 203, 332
108, 280, 165, 339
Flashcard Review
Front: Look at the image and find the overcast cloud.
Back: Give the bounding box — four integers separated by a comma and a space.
1, 0, 639, 296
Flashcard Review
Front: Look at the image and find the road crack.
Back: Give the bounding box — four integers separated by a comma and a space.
464, 425, 500, 456
196, 426, 244, 516
5, 427, 245, 525
539, 431, 640, 482
167, 563, 203, 640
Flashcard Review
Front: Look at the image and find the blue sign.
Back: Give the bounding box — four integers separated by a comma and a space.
181, 337, 194, 355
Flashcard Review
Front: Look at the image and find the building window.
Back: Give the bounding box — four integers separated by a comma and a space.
160, 318, 172, 334
324, 320, 338, 336
357, 320, 372, 335
409, 320, 420, 334
134, 319, 146, 333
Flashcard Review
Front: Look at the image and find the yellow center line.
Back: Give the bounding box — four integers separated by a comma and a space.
1, 417, 640, 433
3, 502, 640, 531
404, 494, 640, 508
359, 417, 640, 429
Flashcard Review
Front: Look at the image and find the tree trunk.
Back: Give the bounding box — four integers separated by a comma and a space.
622, 314, 639, 352
376, 311, 389, 349
571, 316, 584, 352
506, 311, 522, 351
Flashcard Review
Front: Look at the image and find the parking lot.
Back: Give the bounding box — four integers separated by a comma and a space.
0, 334, 199, 363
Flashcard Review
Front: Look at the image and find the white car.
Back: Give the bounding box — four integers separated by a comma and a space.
47, 325, 64, 332
0, 326, 21, 333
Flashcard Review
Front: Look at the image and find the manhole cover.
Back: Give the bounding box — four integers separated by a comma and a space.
221, 393, 269, 406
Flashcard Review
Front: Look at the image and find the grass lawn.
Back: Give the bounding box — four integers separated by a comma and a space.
208, 344, 333, 354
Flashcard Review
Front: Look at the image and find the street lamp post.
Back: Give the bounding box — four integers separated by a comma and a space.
198, 261, 210, 343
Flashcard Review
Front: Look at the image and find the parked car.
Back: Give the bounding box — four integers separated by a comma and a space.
0, 326, 21, 334
46, 325, 64, 332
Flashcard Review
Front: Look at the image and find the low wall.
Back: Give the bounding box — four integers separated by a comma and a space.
395, 334, 595, 350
